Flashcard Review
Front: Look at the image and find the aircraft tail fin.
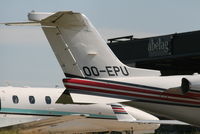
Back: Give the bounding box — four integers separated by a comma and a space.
110, 103, 136, 122
2, 11, 160, 78
30, 11, 160, 78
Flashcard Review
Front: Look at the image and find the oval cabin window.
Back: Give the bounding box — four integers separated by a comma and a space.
29, 96, 35, 104
12, 95, 19, 104
45, 96, 51, 104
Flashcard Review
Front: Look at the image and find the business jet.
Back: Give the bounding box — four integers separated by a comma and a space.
1, 11, 193, 126
0, 86, 161, 133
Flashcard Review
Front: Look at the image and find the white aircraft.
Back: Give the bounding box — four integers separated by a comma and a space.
0, 86, 160, 133
1, 11, 191, 126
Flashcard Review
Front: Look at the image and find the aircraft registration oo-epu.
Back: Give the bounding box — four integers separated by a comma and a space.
2, 11, 200, 126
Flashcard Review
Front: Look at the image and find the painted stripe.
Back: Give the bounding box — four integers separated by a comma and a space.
113, 110, 126, 113
66, 84, 200, 107
64, 78, 200, 101
63, 78, 200, 107
65, 81, 200, 104
72, 89, 200, 108
112, 112, 127, 114
63, 78, 164, 91
111, 107, 126, 113
113, 112, 127, 114
110, 105, 128, 114
111, 105, 129, 114
97, 79, 200, 99
113, 110, 126, 112
112, 107, 124, 110
66, 82, 200, 105
64, 78, 200, 99
187, 92, 200, 98
110, 104, 122, 107
66, 83, 160, 98
65, 78, 162, 95
0, 108, 116, 119
65, 75, 200, 94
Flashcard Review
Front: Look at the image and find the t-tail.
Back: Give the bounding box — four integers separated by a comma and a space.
27, 11, 160, 79
2, 11, 160, 104
0, 11, 198, 126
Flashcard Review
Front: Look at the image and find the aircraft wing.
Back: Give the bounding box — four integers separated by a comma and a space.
110, 103, 189, 125
133, 120, 188, 125
1, 115, 159, 134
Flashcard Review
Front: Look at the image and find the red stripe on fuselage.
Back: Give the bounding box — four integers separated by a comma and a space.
64, 78, 162, 95
113, 110, 127, 113
65, 84, 200, 106
63, 78, 200, 100
112, 107, 124, 110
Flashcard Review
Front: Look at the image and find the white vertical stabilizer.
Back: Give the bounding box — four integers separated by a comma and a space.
29, 11, 160, 78
1, 11, 160, 78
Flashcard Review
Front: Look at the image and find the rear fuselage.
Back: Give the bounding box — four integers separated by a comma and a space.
63, 75, 200, 126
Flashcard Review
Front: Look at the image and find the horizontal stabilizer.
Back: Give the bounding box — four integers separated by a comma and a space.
0, 21, 40, 26
133, 120, 189, 125
28, 11, 53, 21
0, 11, 55, 26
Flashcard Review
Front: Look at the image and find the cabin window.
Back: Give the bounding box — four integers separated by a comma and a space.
12, 95, 19, 104
45, 96, 51, 104
29, 96, 35, 104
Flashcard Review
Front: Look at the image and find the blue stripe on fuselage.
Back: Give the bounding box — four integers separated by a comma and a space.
0, 108, 115, 119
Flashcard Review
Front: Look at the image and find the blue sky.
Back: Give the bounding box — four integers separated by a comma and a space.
1, 0, 200, 87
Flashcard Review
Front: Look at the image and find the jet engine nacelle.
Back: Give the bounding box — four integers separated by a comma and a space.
181, 76, 200, 94
166, 76, 200, 98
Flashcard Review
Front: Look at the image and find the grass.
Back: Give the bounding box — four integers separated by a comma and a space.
0, 129, 19, 134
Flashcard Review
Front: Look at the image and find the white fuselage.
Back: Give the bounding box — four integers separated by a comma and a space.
113, 75, 200, 126
63, 75, 200, 126
0, 86, 158, 128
